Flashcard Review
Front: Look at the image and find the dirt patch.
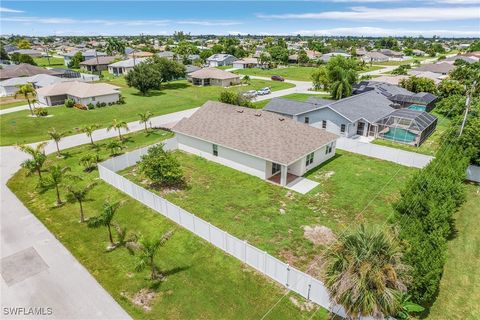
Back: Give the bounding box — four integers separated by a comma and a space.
279, 249, 300, 266
122, 288, 157, 312
303, 225, 336, 246
314, 170, 335, 181
289, 296, 317, 312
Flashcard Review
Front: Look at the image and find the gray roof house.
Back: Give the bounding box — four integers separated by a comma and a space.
410, 62, 455, 75
11, 49, 44, 58
107, 58, 148, 75
173, 101, 338, 187
206, 54, 237, 67
62, 49, 107, 66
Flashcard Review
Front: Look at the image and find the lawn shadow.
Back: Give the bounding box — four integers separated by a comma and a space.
148, 265, 191, 290
304, 153, 343, 178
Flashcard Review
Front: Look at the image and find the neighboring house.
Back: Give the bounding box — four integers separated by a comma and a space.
3, 44, 18, 53
444, 55, 479, 64
127, 51, 154, 58
412, 49, 426, 56
361, 51, 390, 63
36, 81, 120, 106
79, 56, 116, 72
403, 70, 444, 84
172, 101, 338, 186
206, 54, 237, 67
157, 51, 175, 60
319, 52, 351, 63
0, 63, 63, 80
0, 74, 65, 97
375, 109, 437, 146
107, 58, 148, 75
185, 65, 201, 74
388, 92, 438, 111
409, 62, 455, 76
379, 49, 404, 60
62, 49, 106, 66
187, 68, 240, 86
368, 75, 409, 86
10, 49, 44, 58
232, 57, 262, 69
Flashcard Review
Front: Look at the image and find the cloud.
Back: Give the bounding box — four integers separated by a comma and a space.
257, 6, 480, 21
0, 6, 23, 13
1, 16, 171, 26
294, 26, 480, 37
177, 20, 241, 26
435, 0, 480, 3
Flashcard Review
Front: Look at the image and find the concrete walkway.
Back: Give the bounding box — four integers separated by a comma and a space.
0, 109, 198, 320
0, 102, 48, 115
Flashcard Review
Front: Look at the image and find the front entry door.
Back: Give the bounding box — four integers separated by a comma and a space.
357, 122, 365, 136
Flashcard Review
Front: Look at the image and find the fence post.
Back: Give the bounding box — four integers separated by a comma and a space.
263, 251, 268, 273
192, 214, 196, 233
243, 240, 247, 263
208, 223, 211, 242
286, 264, 290, 287
307, 282, 312, 300
223, 231, 228, 251
178, 206, 182, 225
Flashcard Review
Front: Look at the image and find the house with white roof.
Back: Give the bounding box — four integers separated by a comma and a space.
206, 54, 237, 67
0, 74, 66, 97
36, 81, 120, 106
107, 58, 148, 76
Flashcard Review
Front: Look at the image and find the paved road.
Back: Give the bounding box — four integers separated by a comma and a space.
0, 102, 47, 115
0, 108, 196, 320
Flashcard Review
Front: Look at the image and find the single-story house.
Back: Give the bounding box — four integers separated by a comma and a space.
62, 49, 106, 66
172, 101, 338, 186
361, 51, 390, 63
388, 92, 438, 111
157, 51, 175, 60
79, 56, 116, 72
0, 63, 64, 81
320, 52, 351, 63
410, 62, 455, 76
232, 57, 261, 69
10, 49, 44, 58
412, 49, 426, 56
375, 109, 437, 146
107, 58, 148, 76
0, 74, 65, 97
379, 49, 404, 60
127, 51, 154, 59
404, 71, 444, 84
185, 65, 201, 74
36, 81, 120, 106
444, 55, 478, 64
187, 68, 240, 87
206, 54, 237, 67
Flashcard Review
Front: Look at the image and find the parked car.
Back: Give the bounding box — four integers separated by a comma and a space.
271, 75, 284, 81
256, 87, 271, 95
242, 90, 258, 99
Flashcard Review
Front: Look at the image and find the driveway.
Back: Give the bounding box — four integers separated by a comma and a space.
0, 108, 198, 320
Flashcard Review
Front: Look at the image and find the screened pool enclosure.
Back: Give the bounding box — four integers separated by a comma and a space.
375, 109, 437, 146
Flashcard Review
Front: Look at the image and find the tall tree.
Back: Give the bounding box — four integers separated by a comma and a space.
45, 165, 71, 205
107, 119, 129, 141
134, 231, 174, 280
18, 142, 47, 179
15, 83, 36, 115
66, 182, 96, 223
87, 201, 122, 250
321, 226, 408, 319
138, 111, 153, 133
80, 124, 100, 145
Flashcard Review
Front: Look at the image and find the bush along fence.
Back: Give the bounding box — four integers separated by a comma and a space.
98, 138, 365, 319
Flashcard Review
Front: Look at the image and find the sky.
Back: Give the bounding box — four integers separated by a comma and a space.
0, 1, 479, 38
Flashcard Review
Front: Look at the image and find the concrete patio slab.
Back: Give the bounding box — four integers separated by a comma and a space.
286, 177, 319, 194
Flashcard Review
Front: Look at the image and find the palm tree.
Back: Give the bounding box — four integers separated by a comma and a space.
45, 165, 71, 205
106, 140, 124, 156
329, 67, 357, 100
87, 201, 121, 250
138, 112, 153, 133
107, 119, 129, 141
47, 128, 67, 157
80, 124, 99, 145
321, 225, 408, 319
15, 83, 37, 115
18, 142, 47, 179
66, 182, 96, 223
135, 230, 174, 280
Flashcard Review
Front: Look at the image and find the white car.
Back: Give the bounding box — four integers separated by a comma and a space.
242, 90, 258, 99
256, 87, 271, 95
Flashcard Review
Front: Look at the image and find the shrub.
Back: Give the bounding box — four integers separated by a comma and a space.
117, 95, 126, 104
79, 153, 99, 172
74, 103, 87, 110
138, 144, 185, 188
65, 99, 75, 108
219, 90, 253, 108
33, 107, 48, 117
87, 103, 95, 110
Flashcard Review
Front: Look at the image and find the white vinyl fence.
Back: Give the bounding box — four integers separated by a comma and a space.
98, 138, 356, 319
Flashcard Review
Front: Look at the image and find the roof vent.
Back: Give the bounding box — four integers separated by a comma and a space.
254, 113, 262, 117
236, 109, 244, 113
279, 117, 285, 121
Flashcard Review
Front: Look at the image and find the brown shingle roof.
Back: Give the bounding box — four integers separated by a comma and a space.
79, 56, 116, 66
172, 101, 338, 165
0, 63, 63, 80
188, 68, 240, 80
36, 81, 120, 98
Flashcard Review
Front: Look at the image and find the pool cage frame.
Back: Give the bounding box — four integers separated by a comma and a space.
375, 109, 437, 147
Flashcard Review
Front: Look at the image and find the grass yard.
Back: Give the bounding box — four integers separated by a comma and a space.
361, 65, 385, 72
235, 66, 317, 81
0, 78, 293, 146
122, 149, 416, 272
7, 129, 327, 320
252, 93, 333, 109
33, 56, 65, 67
215, 65, 234, 70
372, 112, 451, 156
0, 97, 28, 110
427, 183, 480, 320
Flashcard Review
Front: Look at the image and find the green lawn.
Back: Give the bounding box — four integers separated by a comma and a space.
0, 99, 27, 110
427, 183, 480, 320
235, 66, 318, 81
7, 129, 327, 320
362, 65, 385, 72
253, 93, 333, 109
215, 65, 234, 70
33, 56, 65, 67
0, 78, 293, 146
372, 112, 451, 156
122, 149, 416, 270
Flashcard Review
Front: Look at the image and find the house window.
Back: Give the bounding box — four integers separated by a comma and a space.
340, 124, 346, 133
322, 120, 327, 129
306, 152, 314, 166
272, 163, 281, 175
325, 142, 334, 155
92, 97, 96, 101
304, 117, 310, 124
212, 144, 218, 156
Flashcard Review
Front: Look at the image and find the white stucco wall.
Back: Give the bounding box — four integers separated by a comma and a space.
0, 85, 18, 97
176, 133, 267, 179
298, 108, 356, 137
74, 93, 119, 105
288, 141, 337, 176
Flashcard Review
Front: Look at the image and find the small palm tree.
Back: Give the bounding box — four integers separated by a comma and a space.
80, 124, 99, 145
15, 83, 36, 115
18, 142, 47, 179
138, 112, 153, 133
66, 182, 96, 223
135, 230, 174, 280
106, 140, 124, 156
87, 201, 121, 250
45, 165, 72, 205
321, 225, 408, 319
107, 119, 129, 141
47, 128, 67, 157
